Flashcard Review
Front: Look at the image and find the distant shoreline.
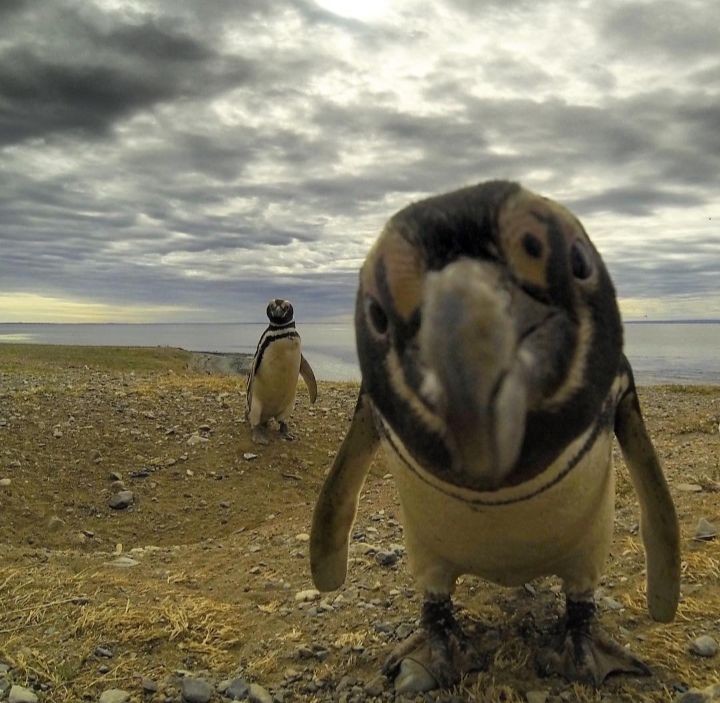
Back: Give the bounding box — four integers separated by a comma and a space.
188, 350, 252, 376
1, 319, 719, 326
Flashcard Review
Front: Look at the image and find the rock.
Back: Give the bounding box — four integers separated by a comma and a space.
108, 471, 122, 481
295, 589, 320, 602
600, 596, 624, 611
9, 686, 38, 703
243, 452, 258, 461
690, 635, 719, 657
107, 556, 139, 568
394, 658, 436, 694
694, 518, 718, 541
47, 515, 65, 531
94, 645, 113, 658
676, 683, 720, 702
98, 690, 130, 703
181, 677, 213, 703
141, 678, 158, 693
0, 478, 11, 487
677, 483, 703, 493
224, 677, 249, 700
375, 550, 399, 567
0, 663, 9, 674
365, 676, 385, 696
187, 433, 208, 446
295, 533, 310, 542
0, 679, 10, 698
108, 491, 134, 510
527, 691, 550, 703
248, 683, 273, 703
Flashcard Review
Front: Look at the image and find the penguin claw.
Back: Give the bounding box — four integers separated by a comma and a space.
539, 627, 651, 686
279, 422, 295, 441
383, 629, 483, 693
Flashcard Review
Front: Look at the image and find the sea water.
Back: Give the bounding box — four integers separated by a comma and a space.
0, 321, 718, 384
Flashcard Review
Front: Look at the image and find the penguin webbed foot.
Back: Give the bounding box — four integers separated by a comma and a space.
383, 596, 484, 693
251, 424, 270, 444
279, 421, 295, 441
539, 599, 651, 686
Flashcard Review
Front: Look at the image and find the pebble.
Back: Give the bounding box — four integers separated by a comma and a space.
0, 478, 11, 487
224, 677, 249, 700
677, 483, 703, 493
694, 518, 718, 541
676, 683, 720, 702
365, 676, 385, 696
375, 550, 400, 567
181, 677, 213, 703
526, 691, 549, 703
94, 645, 113, 658
394, 658, 436, 694
8, 686, 38, 703
107, 556, 139, 568
248, 683, 273, 703
243, 452, 258, 461
295, 589, 320, 602
108, 491, 134, 510
690, 635, 719, 657
600, 596, 624, 611
141, 678, 158, 693
98, 690, 130, 703
295, 533, 310, 542
187, 433, 208, 446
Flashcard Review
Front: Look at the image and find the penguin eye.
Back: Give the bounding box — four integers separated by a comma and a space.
570, 241, 592, 280
522, 232, 543, 259
365, 296, 389, 335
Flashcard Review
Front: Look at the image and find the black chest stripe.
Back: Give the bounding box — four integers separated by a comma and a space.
378, 398, 613, 508
254, 330, 300, 373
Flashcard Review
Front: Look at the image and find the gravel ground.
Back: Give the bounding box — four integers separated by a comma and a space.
0, 344, 719, 702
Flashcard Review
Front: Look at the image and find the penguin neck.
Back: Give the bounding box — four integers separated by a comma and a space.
268, 320, 296, 330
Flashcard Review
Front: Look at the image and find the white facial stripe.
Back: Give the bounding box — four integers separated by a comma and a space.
545, 305, 592, 407
384, 346, 446, 435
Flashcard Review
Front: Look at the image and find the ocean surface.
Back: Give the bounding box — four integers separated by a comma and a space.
1, 321, 719, 385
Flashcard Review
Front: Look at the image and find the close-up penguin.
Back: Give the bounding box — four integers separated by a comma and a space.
246, 299, 317, 444
310, 181, 681, 692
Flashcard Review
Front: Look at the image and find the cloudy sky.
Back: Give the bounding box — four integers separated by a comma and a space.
0, 0, 718, 323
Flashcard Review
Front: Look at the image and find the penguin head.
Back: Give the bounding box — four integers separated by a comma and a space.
355, 181, 622, 490
266, 299, 294, 326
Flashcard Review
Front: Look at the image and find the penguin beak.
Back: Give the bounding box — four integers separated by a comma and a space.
419, 258, 546, 488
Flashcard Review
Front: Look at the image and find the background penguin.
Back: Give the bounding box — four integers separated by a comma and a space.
310, 181, 680, 692
246, 299, 317, 444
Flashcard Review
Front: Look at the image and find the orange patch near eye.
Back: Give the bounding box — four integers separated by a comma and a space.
381, 229, 425, 319
498, 190, 551, 289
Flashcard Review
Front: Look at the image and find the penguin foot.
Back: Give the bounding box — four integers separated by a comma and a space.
251, 425, 270, 444
279, 422, 295, 441
382, 597, 484, 693
538, 600, 651, 686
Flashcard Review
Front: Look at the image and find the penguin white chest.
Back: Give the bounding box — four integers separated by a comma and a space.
253, 337, 302, 418
383, 425, 615, 592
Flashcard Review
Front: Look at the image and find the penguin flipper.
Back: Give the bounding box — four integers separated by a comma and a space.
614, 359, 680, 623
310, 389, 380, 591
300, 354, 318, 403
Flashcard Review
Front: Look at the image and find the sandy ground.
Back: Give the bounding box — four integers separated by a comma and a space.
0, 344, 718, 703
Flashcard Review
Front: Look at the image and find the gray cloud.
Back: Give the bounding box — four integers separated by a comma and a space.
0, 0, 718, 322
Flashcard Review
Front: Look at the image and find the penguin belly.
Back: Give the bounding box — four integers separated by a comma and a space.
384, 425, 615, 593
252, 337, 302, 421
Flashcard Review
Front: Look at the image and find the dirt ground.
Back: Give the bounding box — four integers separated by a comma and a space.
0, 344, 718, 702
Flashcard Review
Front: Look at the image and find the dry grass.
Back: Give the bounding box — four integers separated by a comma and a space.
1, 345, 719, 701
